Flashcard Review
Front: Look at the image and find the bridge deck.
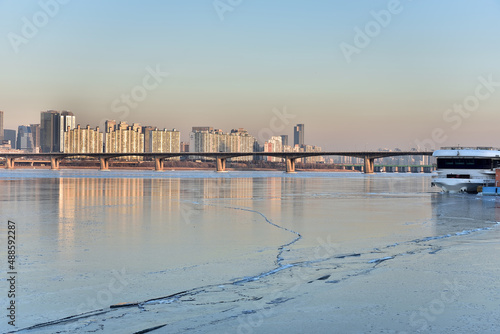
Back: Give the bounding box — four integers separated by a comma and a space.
0, 151, 434, 173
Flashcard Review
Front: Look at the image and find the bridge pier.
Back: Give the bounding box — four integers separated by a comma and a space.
286, 157, 296, 173
155, 157, 164, 171
216, 157, 226, 172
411, 166, 424, 173
363, 157, 375, 174
99, 157, 110, 171
50, 156, 60, 170
5, 157, 15, 169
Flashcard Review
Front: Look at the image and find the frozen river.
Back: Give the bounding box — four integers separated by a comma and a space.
0, 170, 498, 332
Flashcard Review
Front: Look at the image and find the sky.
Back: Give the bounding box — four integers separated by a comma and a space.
1, 0, 500, 151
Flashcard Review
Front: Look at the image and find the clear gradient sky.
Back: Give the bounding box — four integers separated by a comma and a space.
1, 0, 500, 150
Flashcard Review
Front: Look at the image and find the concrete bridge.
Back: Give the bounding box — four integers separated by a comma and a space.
0, 151, 434, 173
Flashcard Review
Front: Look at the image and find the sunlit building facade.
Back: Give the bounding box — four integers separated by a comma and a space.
150, 128, 181, 159
189, 127, 256, 161
263, 136, 283, 162
60, 111, 76, 152
64, 125, 103, 154
104, 121, 144, 160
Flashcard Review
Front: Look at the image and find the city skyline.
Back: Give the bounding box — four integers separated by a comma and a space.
2, 108, 435, 152
1, 1, 500, 150
3, 107, 497, 154
1, 110, 434, 168
1, 108, 314, 149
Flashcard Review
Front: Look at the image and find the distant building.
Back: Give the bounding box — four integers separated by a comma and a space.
0, 110, 3, 141
192, 126, 214, 132
29, 124, 41, 152
0, 141, 23, 153
294, 124, 304, 147
263, 136, 283, 162
283, 144, 293, 153
149, 128, 180, 158
142, 126, 155, 153
105, 120, 117, 133
104, 121, 144, 160
189, 127, 256, 161
280, 135, 288, 147
189, 129, 215, 155
302, 145, 324, 164
287, 144, 323, 164
228, 128, 256, 161
3, 129, 16, 149
180, 141, 190, 153
64, 125, 103, 153
16, 125, 34, 151
40, 110, 60, 152
59, 111, 76, 152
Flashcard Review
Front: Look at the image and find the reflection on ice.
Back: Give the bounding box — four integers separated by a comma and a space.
1, 171, 498, 331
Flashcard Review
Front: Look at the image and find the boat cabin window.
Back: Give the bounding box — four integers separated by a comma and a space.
437, 158, 493, 169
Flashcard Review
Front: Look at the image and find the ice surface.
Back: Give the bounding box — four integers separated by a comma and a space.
1, 171, 498, 332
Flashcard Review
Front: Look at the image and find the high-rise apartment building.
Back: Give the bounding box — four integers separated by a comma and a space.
189, 128, 216, 155
64, 125, 103, 153
105, 120, 117, 133
228, 129, 256, 161
189, 127, 256, 161
142, 126, 155, 153
0, 110, 4, 141
16, 125, 34, 151
40, 110, 60, 152
294, 124, 304, 147
105, 121, 144, 160
149, 128, 180, 159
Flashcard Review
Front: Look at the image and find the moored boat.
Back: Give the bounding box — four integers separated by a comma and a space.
431, 147, 500, 193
